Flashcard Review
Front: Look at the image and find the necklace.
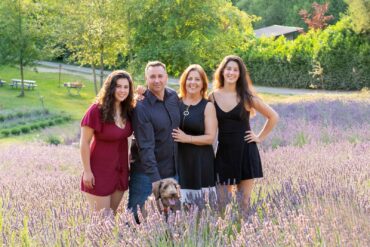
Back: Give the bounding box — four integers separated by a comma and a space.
182, 104, 190, 130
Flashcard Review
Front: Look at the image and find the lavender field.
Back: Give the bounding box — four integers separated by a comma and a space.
1, 98, 369, 246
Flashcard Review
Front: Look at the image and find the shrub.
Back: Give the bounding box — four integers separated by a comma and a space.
239, 18, 370, 90
10, 128, 21, 135
46, 135, 63, 145
54, 118, 64, 124
16, 112, 23, 118
63, 116, 72, 121
39, 122, 48, 129
20, 126, 31, 134
30, 124, 40, 130
1, 129, 10, 137
0, 115, 5, 122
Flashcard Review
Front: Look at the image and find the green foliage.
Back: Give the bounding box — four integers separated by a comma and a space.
46, 134, 63, 145
20, 126, 30, 133
1, 129, 10, 137
293, 131, 308, 147
126, 0, 256, 76
21, 217, 31, 247
0, 0, 56, 96
0, 105, 72, 138
235, 0, 347, 29
53, 0, 129, 92
10, 128, 21, 135
346, 0, 370, 33
240, 18, 370, 90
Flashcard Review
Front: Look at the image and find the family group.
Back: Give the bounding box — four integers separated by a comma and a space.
79, 55, 279, 221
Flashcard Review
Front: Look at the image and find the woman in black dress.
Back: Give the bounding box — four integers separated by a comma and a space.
172, 64, 218, 203
209, 55, 279, 209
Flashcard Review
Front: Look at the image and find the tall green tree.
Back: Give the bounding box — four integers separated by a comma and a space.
125, 0, 256, 76
0, 0, 51, 97
56, 0, 129, 94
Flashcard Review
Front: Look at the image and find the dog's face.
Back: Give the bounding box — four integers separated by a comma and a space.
152, 178, 180, 209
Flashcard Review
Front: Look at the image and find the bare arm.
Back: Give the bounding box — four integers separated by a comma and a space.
172, 102, 218, 145
80, 126, 95, 189
245, 97, 279, 143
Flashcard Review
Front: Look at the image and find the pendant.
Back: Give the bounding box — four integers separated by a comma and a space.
183, 106, 190, 116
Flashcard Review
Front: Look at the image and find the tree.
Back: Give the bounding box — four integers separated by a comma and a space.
125, 0, 256, 76
346, 0, 370, 33
55, 0, 129, 94
299, 2, 334, 30
0, 0, 50, 97
234, 0, 347, 29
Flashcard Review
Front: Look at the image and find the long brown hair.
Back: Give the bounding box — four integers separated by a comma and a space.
96, 70, 135, 122
179, 64, 209, 99
214, 55, 256, 116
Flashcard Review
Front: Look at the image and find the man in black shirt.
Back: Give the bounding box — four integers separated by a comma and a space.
128, 61, 180, 219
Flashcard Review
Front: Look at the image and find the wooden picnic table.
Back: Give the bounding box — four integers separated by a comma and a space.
0, 79, 6, 86
10, 79, 37, 90
63, 82, 84, 95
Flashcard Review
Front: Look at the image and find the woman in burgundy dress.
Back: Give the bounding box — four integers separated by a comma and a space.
80, 70, 135, 213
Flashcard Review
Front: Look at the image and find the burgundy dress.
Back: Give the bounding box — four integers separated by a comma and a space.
80, 104, 132, 196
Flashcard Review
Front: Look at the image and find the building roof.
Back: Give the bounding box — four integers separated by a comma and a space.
254, 25, 303, 38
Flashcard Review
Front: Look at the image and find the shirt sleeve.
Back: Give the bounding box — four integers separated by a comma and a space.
132, 104, 161, 183
81, 104, 102, 132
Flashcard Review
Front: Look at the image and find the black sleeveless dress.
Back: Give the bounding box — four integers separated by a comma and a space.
178, 99, 215, 200
214, 96, 263, 185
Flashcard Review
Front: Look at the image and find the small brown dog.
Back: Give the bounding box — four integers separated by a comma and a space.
152, 178, 181, 213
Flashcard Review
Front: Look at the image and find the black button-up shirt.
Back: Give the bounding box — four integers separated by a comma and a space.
131, 87, 180, 182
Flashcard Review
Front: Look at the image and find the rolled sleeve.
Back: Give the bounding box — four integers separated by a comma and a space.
132, 105, 161, 182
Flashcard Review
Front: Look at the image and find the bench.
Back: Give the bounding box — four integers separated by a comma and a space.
10, 79, 37, 90
64, 82, 84, 95
0, 79, 6, 86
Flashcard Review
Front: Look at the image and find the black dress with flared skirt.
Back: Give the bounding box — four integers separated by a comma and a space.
213, 97, 263, 185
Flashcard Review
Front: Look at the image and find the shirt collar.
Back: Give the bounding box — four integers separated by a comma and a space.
146, 88, 171, 105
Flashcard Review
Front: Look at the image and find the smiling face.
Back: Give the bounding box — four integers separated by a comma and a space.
145, 65, 168, 98
185, 70, 203, 96
114, 78, 130, 103
222, 60, 240, 85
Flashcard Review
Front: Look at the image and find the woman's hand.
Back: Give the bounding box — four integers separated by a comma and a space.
135, 85, 147, 101
83, 170, 95, 189
172, 128, 191, 143
244, 130, 261, 143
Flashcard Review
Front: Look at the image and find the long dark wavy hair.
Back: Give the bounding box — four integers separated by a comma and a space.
213, 55, 256, 117
96, 70, 135, 123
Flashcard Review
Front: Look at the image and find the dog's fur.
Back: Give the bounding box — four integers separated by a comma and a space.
152, 178, 181, 213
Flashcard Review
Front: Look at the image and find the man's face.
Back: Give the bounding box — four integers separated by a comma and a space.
145, 65, 168, 96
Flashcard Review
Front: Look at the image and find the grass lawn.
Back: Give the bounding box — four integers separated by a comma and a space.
0, 65, 97, 119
